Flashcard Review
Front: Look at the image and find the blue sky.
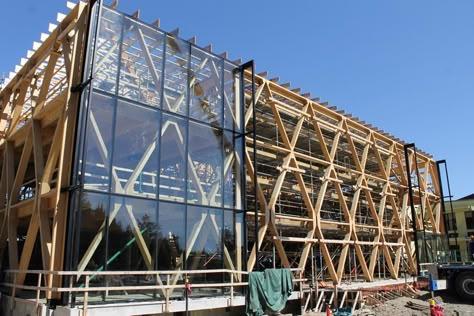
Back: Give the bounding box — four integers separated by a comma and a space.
0, 0, 473, 199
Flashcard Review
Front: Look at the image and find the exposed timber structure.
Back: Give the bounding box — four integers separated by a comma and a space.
0, 1, 447, 314
243, 72, 445, 283
0, 1, 89, 298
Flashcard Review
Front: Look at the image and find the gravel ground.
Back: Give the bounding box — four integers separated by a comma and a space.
354, 290, 474, 316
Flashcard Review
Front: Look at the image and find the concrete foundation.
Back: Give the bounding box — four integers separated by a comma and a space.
0, 292, 303, 316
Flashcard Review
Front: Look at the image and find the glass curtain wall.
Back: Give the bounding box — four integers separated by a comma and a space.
70, 4, 244, 301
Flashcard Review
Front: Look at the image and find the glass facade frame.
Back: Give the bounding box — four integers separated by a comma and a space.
68, 4, 245, 302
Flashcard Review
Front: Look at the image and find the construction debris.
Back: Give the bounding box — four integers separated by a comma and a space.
354, 290, 473, 316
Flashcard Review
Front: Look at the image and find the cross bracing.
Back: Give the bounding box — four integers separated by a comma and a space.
242, 72, 443, 283
0, 0, 445, 306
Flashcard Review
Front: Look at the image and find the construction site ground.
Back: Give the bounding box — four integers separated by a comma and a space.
356, 290, 473, 316
301, 290, 473, 316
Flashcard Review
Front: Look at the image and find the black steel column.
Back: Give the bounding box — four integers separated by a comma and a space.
238, 60, 258, 271
62, 0, 104, 307
404, 143, 420, 275
436, 160, 458, 252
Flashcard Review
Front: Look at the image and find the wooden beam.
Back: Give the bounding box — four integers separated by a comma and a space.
48, 2, 88, 297
32, 120, 52, 286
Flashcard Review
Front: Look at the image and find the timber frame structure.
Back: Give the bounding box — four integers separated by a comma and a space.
0, 0, 447, 312
0, 1, 89, 298
243, 72, 445, 283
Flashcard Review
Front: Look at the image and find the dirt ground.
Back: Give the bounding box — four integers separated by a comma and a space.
353, 290, 474, 316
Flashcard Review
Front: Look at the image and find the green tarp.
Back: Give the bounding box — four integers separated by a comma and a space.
246, 269, 293, 316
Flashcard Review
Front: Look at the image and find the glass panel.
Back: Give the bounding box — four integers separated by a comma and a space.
163, 35, 189, 115
157, 201, 185, 297
159, 114, 187, 202
223, 131, 243, 210
157, 202, 186, 270
118, 18, 165, 106
107, 196, 157, 272
83, 92, 115, 192
111, 99, 160, 197
223, 211, 244, 289
73, 192, 109, 301
189, 47, 223, 126
93, 7, 123, 94
224, 61, 240, 132
186, 206, 223, 287
223, 210, 235, 272
235, 212, 244, 271
76, 192, 108, 289
104, 195, 157, 300
187, 122, 223, 207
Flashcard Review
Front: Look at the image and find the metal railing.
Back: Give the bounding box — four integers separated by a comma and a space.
2, 268, 305, 315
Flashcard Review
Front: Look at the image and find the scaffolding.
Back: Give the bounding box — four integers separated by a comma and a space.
242, 68, 444, 284
0, 0, 446, 314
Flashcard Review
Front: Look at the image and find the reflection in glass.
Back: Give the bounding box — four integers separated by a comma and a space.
77, 192, 108, 275
224, 61, 240, 131
73, 192, 108, 303
83, 92, 115, 192
223, 130, 243, 210
74, 4, 245, 302
93, 7, 122, 94
107, 196, 157, 273
223, 211, 243, 284
188, 122, 223, 207
223, 210, 235, 271
157, 202, 185, 270
159, 114, 187, 202
111, 100, 160, 197
189, 47, 223, 127
163, 36, 189, 115
187, 206, 223, 285
119, 18, 165, 107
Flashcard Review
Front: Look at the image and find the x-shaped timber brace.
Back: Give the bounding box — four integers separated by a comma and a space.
77, 115, 243, 296
75, 17, 244, 292
0, 2, 89, 299
243, 72, 444, 284
0, 0, 445, 301
0, 1, 244, 299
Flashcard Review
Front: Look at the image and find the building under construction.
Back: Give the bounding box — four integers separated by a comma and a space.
0, 1, 450, 315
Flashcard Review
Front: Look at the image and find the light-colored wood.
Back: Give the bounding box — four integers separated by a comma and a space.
243, 70, 443, 283
48, 3, 88, 298
0, 0, 443, 300
32, 120, 52, 287
0, 1, 89, 298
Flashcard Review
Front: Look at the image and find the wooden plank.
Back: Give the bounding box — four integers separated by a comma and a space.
0, 145, 12, 253
16, 211, 40, 286
244, 73, 440, 284
5, 142, 19, 275
32, 120, 52, 285
244, 82, 266, 127
351, 291, 360, 313
354, 243, 372, 281
7, 211, 19, 272
33, 51, 60, 117
10, 129, 33, 207
7, 80, 31, 137
48, 3, 88, 297
270, 103, 292, 149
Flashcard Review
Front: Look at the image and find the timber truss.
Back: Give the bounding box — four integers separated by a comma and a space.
243, 73, 444, 284
0, 0, 445, 303
0, 1, 89, 298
